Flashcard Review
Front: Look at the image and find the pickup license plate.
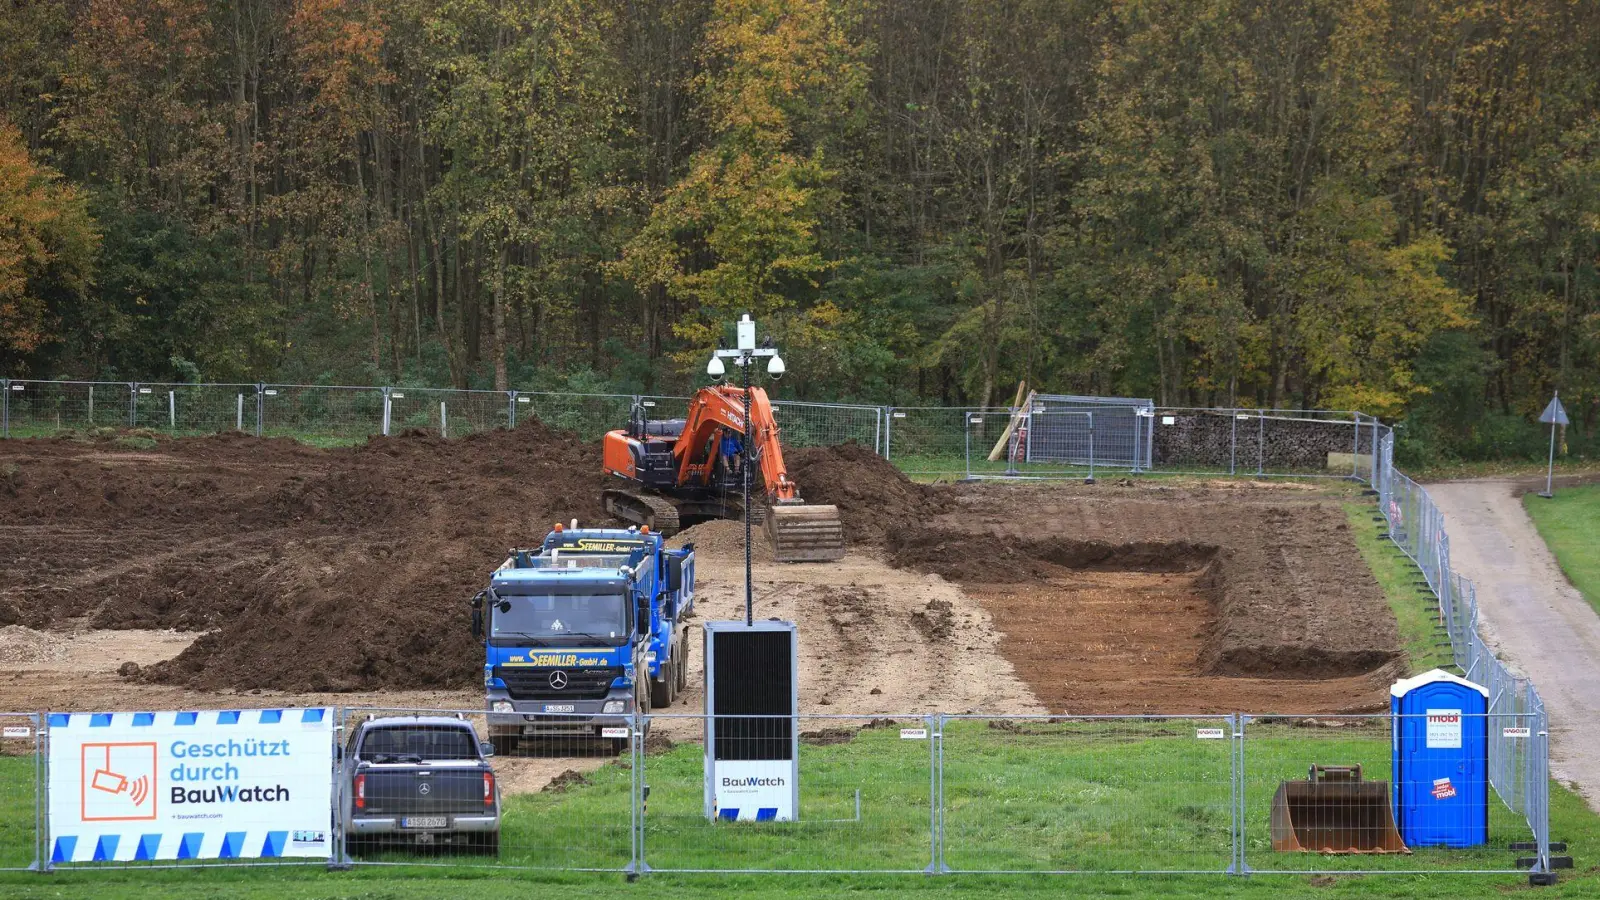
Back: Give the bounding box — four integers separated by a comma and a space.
542, 704, 576, 713
402, 816, 447, 829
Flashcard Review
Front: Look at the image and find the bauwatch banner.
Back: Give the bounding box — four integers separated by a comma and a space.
47, 709, 333, 863
712, 760, 797, 822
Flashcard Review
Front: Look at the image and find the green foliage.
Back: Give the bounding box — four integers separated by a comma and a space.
1, 0, 1598, 452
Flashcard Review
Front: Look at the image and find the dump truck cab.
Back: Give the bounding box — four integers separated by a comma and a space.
473, 526, 694, 753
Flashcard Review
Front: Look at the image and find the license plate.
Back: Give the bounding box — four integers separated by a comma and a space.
402, 816, 447, 829
543, 704, 576, 713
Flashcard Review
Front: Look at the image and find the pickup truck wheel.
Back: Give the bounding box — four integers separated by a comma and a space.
490, 735, 519, 757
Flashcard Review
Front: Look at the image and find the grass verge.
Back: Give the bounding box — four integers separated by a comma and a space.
1343, 501, 1454, 674
1523, 484, 1600, 618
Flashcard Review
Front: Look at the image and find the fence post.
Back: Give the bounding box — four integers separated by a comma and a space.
440, 401, 448, 438
255, 384, 265, 437
235, 392, 244, 431
1085, 412, 1095, 484
1256, 413, 1265, 476
37, 714, 50, 873
168, 390, 176, 432
1231, 714, 1248, 875
883, 407, 894, 462
1229, 410, 1238, 476
507, 390, 517, 430
1, 378, 8, 439
381, 387, 392, 437
1350, 412, 1360, 479
963, 413, 972, 480
627, 706, 645, 880
926, 713, 947, 874
328, 707, 350, 871
873, 408, 882, 456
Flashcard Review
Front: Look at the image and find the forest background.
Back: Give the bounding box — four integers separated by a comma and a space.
2, 0, 1597, 464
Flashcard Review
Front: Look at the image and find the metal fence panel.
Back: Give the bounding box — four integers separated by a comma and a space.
771, 402, 883, 453
640, 714, 934, 873
1033, 395, 1153, 470
260, 386, 384, 444
339, 708, 634, 872
961, 410, 1099, 480
939, 715, 1237, 874
130, 384, 258, 435
1240, 714, 1534, 874
386, 389, 510, 437
0, 713, 40, 871
4, 381, 130, 436
888, 407, 1007, 476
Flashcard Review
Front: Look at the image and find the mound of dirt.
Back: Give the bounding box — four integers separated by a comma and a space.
785, 442, 950, 545
1, 420, 608, 692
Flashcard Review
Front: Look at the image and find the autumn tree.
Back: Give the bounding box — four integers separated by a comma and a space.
0, 120, 97, 374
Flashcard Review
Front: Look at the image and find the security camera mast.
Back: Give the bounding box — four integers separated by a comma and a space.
600, 314, 846, 563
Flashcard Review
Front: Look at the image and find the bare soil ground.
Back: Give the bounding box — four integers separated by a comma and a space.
0, 433, 1405, 787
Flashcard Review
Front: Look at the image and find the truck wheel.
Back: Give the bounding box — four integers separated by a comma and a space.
490, 735, 519, 757
651, 664, 676, 709
473, 832, 500, 856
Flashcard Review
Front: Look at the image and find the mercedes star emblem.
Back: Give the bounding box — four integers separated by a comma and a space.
549, 670, 569, 690
418, 783, 431, 795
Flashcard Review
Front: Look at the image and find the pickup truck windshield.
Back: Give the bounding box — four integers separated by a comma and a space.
359, 726, 478, 761
491, 593, 627, 643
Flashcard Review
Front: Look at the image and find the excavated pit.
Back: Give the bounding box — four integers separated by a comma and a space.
889, 527, 1404, 714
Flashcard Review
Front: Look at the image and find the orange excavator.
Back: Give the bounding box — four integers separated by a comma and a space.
601, 385, 846, 562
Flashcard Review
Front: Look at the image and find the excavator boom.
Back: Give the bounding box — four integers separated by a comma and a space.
601, 385, 845, 562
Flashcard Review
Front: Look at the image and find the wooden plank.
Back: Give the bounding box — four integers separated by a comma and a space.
987, 387, 1035, 462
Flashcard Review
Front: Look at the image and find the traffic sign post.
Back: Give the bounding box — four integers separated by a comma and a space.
1537, 392, 1569, 499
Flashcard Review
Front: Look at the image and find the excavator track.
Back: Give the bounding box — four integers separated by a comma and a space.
765, 502, 846, 562
603, 489, 682, 536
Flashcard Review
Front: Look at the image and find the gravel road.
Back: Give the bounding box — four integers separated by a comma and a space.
1428, 478, 1600, 812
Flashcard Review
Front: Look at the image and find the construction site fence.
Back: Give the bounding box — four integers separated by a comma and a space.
0, 710, 1556, 880
0, 380, 885, 454
4, 379, 1379, 479
0, 380, 1557, 876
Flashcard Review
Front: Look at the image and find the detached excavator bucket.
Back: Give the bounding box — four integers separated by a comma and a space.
1270, 765, 1408, 854
765, 503, 846, 563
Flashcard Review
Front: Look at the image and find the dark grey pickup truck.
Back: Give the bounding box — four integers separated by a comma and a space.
341, 715, 502, 855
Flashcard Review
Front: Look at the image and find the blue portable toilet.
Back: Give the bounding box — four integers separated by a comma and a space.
1391, 669, 1489, 848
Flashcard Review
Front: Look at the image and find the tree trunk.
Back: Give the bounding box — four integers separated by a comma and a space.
492, 242, 509, 392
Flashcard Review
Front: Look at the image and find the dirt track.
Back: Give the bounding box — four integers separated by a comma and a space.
1429, 478, 1600, 812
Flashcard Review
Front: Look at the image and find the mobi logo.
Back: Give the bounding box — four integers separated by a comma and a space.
81, 742, 158, 822
721, 776, 785, 787
1428, 714, 1460, 724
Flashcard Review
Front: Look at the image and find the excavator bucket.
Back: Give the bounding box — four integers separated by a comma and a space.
765, 503, 846, 563
1270, 765, 1408, 854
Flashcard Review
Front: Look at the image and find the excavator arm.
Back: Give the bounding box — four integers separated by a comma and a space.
601, 383, 844, 562
670, 385, 799, 502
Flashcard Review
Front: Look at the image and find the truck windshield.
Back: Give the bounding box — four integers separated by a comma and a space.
359, 726, 478, 761
491, 593, 627, 643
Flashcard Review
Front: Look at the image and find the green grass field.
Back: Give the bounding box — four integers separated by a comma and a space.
0, 723, 1594, 898
1524, 485, 1600, 617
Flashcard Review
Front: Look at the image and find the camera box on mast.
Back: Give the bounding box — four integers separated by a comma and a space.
703, 620, 798, 821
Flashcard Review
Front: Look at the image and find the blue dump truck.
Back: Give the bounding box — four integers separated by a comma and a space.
470, 524, 695, 753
